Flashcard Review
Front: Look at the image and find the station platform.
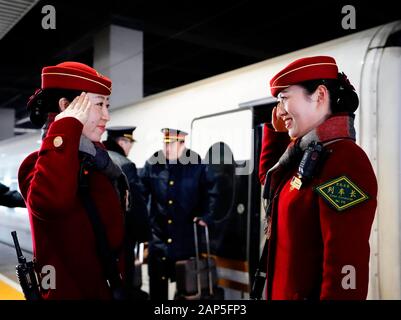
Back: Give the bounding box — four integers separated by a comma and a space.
0, 241, 25, 300
0, 209, 179, 300
0, 240, 162, 300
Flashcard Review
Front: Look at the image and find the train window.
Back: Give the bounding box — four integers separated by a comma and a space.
191, 109, 253, 175
191, 108, 253, 296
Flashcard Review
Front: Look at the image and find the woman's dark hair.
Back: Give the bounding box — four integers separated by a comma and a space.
27, 88, 82, 127
298, 72, 359, 114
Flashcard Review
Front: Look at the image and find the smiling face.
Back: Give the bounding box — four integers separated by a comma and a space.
82, 93, 110, 142
276, 84, 331, 138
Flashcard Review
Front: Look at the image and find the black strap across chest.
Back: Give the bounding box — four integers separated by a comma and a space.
78, 156, 126, 300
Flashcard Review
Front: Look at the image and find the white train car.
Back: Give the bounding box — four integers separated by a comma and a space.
1, 20, 401, 299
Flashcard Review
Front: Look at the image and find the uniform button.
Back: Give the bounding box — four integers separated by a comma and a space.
168, 200, 173, 205
53, 136, 63, 148
168, 219, 173, 224
167, 238, 172, 243
162, 257, 166, 261
161, 276, 166, 280
169, 180, 174, 186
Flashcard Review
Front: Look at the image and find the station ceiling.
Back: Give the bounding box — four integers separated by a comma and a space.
0, 0, 400, 134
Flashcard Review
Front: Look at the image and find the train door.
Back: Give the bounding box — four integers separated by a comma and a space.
239, 97, 278, 294
190, 98, 276, 298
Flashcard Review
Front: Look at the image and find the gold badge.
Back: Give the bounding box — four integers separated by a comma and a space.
53, 136, 63, 148
315, 176, 369, 211
290, 175, 302, 191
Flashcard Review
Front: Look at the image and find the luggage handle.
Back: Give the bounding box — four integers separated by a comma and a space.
193, 220, 214, 297
134, 242, 144, 264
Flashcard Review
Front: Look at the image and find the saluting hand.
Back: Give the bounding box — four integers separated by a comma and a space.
271, 104, 287, 132
55, 92, 92, 125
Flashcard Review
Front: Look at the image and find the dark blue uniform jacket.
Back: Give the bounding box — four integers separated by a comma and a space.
139, 149, 217, 261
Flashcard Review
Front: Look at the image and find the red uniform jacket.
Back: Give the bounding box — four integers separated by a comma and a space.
18, 117, 126, 300
259, 124, 377, 300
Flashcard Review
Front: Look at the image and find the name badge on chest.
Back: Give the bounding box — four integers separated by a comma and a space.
290, 175, 302, 191
290, 141, 325, 191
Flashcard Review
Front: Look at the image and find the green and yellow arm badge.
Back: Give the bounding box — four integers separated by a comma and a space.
315, 176, 369, 211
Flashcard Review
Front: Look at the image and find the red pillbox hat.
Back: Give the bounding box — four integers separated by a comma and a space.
270, 56, 338, 97
41, 61, 112, 95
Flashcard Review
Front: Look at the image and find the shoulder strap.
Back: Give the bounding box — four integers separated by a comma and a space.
250, 239, 268, 300
78, 156, 126, 300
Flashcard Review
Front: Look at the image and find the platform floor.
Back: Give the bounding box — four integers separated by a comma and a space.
0, 241, 184, 300
0, 241, 25, 300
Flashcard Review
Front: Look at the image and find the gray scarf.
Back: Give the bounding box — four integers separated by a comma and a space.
41, 116, 130, 211
274, 113, 355, 171
79, 135, 130, 212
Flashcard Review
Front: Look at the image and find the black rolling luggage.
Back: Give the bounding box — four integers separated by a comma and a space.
175, 221, 224, 300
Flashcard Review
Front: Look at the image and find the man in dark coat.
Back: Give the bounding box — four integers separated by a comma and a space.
103, 126, 151, 299
139, 128, 217, 300
103, 126, 151, 243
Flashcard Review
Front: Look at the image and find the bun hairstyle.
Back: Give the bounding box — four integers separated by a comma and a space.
27, 88, 81, 127
299, 72, 359, 114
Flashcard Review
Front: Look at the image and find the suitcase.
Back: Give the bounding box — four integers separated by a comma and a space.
175, 221, 225, 300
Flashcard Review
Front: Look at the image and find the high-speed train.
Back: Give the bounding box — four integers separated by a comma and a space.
1, 20, 401, 299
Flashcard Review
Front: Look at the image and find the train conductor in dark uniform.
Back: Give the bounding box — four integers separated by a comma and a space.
103, 126, 151, 243
104, 126, 136, 158
103, 126, 151, 299
139, 128, 217, 300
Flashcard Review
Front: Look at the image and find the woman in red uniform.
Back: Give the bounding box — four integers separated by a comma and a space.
259, 56, 377, 300
18, 62, 130, 299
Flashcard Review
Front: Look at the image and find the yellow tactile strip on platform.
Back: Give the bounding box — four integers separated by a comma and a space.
0, 274, 24, 300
